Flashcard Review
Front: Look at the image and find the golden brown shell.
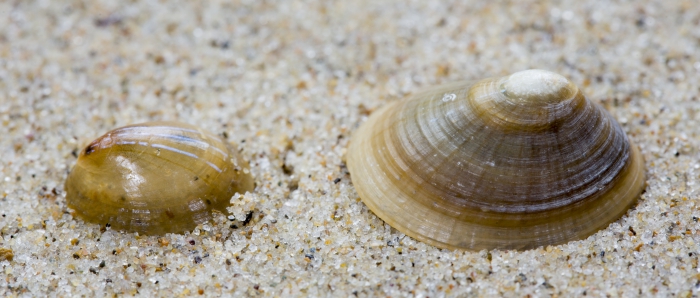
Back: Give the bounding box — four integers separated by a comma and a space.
347, 69, 645, 250
65, 121, 254, 235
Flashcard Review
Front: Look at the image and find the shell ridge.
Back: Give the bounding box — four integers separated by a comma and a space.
408, 95, 632, 213
554, 109, 630, 202
401, 89, 490, 212
113, 125, 224, 158
119, 132, 228, 180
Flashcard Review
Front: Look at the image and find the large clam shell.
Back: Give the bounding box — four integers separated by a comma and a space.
65, 121, 254, 235
347, 69, 645, 250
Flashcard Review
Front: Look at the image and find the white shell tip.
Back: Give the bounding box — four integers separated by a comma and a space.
502, 69, 575, 104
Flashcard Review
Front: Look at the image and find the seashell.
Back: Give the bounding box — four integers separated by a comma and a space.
347, 69, 645, 250
65, 121, 254, 235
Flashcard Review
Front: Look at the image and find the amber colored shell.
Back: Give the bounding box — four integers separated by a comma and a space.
346, 69, 646, 250
65, 121, 254, 235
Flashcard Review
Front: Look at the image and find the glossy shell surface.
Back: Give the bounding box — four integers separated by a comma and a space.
347, 69, 646, 250
65, 121, 254, 235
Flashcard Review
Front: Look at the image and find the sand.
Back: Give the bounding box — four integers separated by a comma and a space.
1, 0, 699, 296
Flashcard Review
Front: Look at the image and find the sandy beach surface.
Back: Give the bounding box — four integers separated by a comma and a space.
1, 0, 699, 296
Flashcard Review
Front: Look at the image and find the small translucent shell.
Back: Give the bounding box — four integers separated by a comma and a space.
347, 69, 646, 250
65, 121, 254, 235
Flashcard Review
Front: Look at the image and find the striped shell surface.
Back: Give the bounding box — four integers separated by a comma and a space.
346, 69, 646, 250
65, 121, 254, 235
